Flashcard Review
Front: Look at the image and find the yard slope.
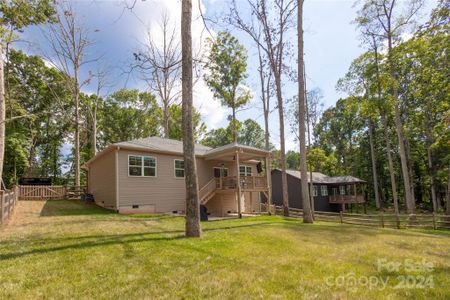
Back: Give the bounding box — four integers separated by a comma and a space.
0, 200, 449, 299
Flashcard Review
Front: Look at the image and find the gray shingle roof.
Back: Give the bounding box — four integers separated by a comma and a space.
115, 136, 212, 156
277, 169, 366, 184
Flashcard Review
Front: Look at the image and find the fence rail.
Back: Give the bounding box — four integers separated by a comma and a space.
272, 206, 450, 230
19, 185, 66, 200
0, 186, 19, 224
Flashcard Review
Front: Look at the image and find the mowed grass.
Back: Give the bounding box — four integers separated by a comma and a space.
0, 201, 449, 299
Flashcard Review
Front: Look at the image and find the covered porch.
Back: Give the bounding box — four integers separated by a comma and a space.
327, 177, 366, 212
199, 143, 271, 218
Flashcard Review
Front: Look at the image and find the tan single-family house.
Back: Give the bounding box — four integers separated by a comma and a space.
85, 137, 271, 216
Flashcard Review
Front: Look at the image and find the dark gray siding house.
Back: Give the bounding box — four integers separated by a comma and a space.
271, 169, 366, 212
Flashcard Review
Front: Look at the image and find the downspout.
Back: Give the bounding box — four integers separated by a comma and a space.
115, 146, 120, 212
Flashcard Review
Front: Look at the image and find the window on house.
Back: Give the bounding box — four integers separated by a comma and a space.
313, 185, 319, 197
214, 167, 229, 177
174, 159, 184, 178
321, 185, 328, 196
239, 165, 252, 176
339, 185, 346, 195
128, 155, 156, 177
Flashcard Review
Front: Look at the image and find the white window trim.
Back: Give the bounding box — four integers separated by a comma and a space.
214, 167, 229, 177
239, 165, 253, 176
128, 155, 157, 178
313, 185, 319, 197
321, 185, 328, 196
174, 159, 185, 179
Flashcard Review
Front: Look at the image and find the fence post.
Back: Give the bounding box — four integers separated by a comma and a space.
395, 212, 400, 229
380, 212, 385, 228
339, 211, 343, 224
432, 213, 436, 230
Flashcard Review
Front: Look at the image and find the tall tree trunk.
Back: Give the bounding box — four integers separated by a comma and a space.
163, 96, 169, 138
446, 165, 450, 216
92, 94, 99, 156
405, 137, 416, 205
368, 118, 381, 209
182, 0, 201, 238
387, 33, 415, 214
305, 66, 314, 217
275, 75, 289, 217
257, 43, 270, 151
0, 43, 4, 188
74, 67, 80, 187
232, 106, 237, 143
298, 0, 313, 223
425, 112, 438, 211
373, 39, 399, 214
427, 148, 438, 211
381, 112, 399, 214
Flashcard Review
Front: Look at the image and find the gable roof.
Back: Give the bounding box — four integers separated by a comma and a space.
86, 136, 268, 166
274, 169, 366, 184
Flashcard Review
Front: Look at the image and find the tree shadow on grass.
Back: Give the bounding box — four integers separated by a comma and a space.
0, 222, 279, 262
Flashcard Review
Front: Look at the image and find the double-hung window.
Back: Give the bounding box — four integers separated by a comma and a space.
239, 165, 252, 176
128, 155, 156, 177
321, 185, 328, 196
339, 185, 346, 195
174, 159, 185, 178
313, 186, 319, 197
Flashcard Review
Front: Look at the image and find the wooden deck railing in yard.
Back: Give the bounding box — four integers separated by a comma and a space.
272, 206, 450, 230
0, 186, 19, 224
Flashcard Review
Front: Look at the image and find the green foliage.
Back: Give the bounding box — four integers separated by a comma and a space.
202, 119, 266, 149
167, 104, 206, 143
204, 31, 251, 139
4, 49, 70, 187
315, 2, 450, 211
0, 0, 56, 43
99, 89, 161, 145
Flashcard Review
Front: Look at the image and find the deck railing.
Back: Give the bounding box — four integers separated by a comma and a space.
215, 176, 268, 191
329, 194, 365, 204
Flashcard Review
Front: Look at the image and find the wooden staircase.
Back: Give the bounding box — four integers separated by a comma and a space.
199, 178, 217, 205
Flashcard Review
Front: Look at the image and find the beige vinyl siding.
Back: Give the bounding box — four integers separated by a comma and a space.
116, 148, 262, 214
118, 150, 186, 212
88, 150, 116, 209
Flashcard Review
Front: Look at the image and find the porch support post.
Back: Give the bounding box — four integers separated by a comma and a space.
235, 150, 242, 218
265, 154, 272, 215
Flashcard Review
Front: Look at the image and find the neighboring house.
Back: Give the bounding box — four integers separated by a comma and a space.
271, 169, 366, 212
85, 137, 271, 216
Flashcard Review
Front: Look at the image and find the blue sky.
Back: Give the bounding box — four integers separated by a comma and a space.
19, 0, 437, 151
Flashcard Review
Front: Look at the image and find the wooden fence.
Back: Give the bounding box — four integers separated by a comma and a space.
18, 185, 66, 200
0, 186, 19, 224
272, 206, 450, 230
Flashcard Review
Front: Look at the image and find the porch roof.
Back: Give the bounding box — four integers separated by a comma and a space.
279, 169, 366, 184
203, 142, 269, 161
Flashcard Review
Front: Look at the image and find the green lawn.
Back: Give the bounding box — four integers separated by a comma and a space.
0, 200, 449, 299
